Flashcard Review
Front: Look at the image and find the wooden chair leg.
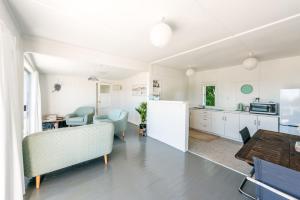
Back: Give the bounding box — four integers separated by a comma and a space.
36, 176, 40, 189
104, 154, 108, 165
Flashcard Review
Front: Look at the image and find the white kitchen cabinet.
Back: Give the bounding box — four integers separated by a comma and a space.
190, 109, 278, 143
224, 112, 241, 141
257, 116, 279, 132
239, 114, 258, 136
239, 114, 279, 136
190, 109, 212, 132
211, 111, 225, 136
198, 110, 211, 132
190, 110, 201, 130
211, 111, 240, 141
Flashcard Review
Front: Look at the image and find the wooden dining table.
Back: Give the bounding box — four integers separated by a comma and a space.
235, 129, 300, 172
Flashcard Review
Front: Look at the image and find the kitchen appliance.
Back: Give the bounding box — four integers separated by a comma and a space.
250, 102, 278, 115
237, 103, 244, 111
244, 105, 250, 112
280, 89, 300, 135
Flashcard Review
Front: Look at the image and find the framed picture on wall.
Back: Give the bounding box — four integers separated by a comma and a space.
152, 80, 161, 100
132, 84, 147, 96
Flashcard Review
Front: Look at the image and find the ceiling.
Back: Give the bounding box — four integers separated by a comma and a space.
28, 53, 141, 79
9, 0, 300, 71
158, 15, 300, 69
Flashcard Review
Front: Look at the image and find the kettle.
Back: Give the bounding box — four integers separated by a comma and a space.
237, 103, 244, 111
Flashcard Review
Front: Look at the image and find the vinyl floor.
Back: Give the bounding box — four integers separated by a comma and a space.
24, 123, 254, 200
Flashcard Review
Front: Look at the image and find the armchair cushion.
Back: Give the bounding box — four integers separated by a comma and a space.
94, 118, 112, 124
94, 109, 128, 136
94, 115, 109, 120
68, 117, 84, 123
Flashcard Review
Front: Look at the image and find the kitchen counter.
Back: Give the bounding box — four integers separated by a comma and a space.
189, 107, 279, 117
190, 107, 279, 142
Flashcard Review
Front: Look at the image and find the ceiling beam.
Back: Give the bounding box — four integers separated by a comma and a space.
23, 35, 149, 71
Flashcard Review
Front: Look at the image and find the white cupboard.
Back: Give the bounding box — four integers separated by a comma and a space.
224, 112, 240, 141
239, 114, 258, 136
190, 109, 279, 143
211, 112, 240, 141
190, 110, 202, 130
257, 115, 279, 132
198, 110, 211, 132
239, 113, 279, 136
211, 111, 225, 136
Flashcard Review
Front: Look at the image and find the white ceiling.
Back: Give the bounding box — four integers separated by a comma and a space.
158, 16, 300, 69
28, 53, 140, 79
9, 0, 300, 71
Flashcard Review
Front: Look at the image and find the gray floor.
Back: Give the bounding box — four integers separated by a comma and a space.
24, 123, 254, 200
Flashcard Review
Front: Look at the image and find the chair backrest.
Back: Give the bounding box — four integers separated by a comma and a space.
108, 109, 128, 121
239, 127, 251, 144
254, 158, 300, 200
74, 106, 95, 117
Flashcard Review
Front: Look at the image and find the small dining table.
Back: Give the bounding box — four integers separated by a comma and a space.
235, 129, 300, 172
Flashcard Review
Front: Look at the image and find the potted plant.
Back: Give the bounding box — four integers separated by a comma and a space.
135, 102, 147, 136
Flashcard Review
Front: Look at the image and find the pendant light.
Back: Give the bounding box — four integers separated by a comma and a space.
243, 52, 258, 70
186, 68, 195, 76
150, 18, 173, 48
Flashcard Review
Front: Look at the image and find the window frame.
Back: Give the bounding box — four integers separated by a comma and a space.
201, 83, 217, 108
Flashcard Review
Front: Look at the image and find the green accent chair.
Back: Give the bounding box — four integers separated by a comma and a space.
65, 106, 95, 126
94, 109, 128, 139
23, 123, 114, 189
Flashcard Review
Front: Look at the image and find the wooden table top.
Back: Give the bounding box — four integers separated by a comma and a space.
235, 129, 300, 172
42, 119, 65, 123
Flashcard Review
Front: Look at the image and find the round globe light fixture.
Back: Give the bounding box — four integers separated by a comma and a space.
150, 21, 172, 48
186, 68, 195, 76
243, 52, 258, 70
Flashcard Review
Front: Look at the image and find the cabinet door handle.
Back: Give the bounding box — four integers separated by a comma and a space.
258, 120, 261, 126
254, 120, 256, 125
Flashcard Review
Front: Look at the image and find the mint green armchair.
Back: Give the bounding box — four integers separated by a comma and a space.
94, 109, 128, 139
65, 106, 95, 126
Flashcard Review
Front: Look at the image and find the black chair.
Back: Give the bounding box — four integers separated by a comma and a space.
239, 127, 251, 145
238, 127, 255, 199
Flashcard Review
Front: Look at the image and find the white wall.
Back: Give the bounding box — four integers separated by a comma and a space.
119, 72, 149, 125
40, 72, 149, 125
40, 74, 98, 116
150, 65, 188, 101
188, 55, 300, 110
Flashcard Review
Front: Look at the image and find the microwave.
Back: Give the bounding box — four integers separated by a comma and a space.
250, 102, 278, 115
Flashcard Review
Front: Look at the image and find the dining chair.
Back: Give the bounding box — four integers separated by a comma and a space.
238, 126, 255, 199
243, 157, 300, 200
239, 127, 251, 145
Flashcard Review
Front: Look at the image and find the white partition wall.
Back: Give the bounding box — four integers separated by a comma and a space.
147, 100, 189, 152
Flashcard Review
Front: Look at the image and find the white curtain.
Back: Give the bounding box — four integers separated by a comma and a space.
0, 22, 25, 200
29, 71, 42, 134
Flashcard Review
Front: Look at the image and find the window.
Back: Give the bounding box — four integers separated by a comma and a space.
203, 85, 216, 107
